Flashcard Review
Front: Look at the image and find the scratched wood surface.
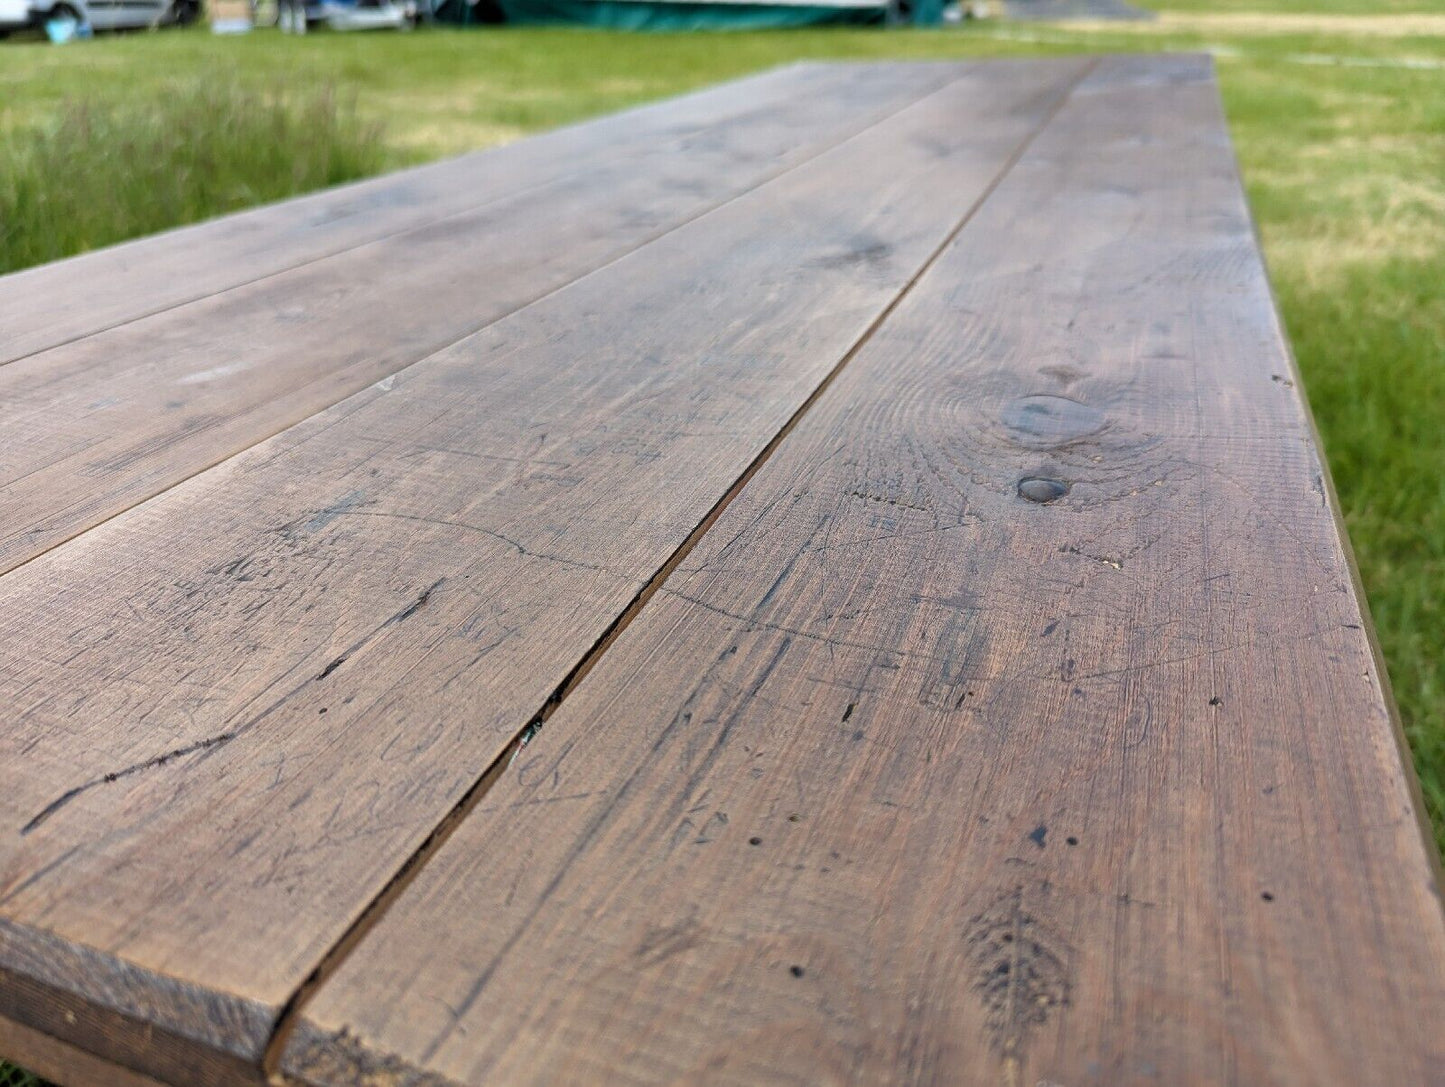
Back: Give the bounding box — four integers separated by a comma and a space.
0, 62, 960, 578
0, 61, 901, 367
0, 58, 1091, 1086
286, 55, 1445, 1087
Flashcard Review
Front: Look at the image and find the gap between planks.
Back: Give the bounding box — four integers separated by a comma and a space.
0, 61, 1088, 1086
257, 56, 1100, 1085
0, 68, 953, 590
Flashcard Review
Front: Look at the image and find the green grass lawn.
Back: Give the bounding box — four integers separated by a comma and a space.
0, 4, 1441, 1081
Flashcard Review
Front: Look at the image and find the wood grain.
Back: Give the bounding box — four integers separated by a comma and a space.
0, 61, 899, 367
287, 54, 1445, 1086
0, 59, 1087, 1087
0, 62, 960, 578
0, 1013, 168, 1087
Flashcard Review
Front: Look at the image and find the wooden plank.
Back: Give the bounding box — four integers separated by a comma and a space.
0, 62, 959, 579
0, 1015, 167, 1087
0, 59, 1090, 1087
287, 54, 1445, 1086
0, 62, 904, 367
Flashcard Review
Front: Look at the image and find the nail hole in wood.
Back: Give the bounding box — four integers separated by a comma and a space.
1018, 477, 1069, 503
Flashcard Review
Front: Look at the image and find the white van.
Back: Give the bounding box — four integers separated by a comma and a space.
0, 0, 34, 32
0, 0, 198, 34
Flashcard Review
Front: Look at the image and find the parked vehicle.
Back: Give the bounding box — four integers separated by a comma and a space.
2, 0, 198, 34
0, 0, 35, 33
283, 0, 425, 29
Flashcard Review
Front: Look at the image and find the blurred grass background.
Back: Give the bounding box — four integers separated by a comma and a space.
0, 1, 1441, 1080
0, 78, 386, 272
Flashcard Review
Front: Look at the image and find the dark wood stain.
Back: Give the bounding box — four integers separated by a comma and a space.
4, 54, 1442, 1087
0, 58, 1094, 1084
287, 55, 1445, 1087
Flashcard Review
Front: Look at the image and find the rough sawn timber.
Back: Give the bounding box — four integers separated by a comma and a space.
0, 62, 961, 577
0, 62, 917, 366
286, 55, 1445, 1087
0, 59, 1089, 1087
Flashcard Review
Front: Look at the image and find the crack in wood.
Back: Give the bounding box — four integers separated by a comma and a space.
20, 733, 238, 837
20, 578, 444, 840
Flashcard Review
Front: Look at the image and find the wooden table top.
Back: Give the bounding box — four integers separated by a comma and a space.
1, 55, 1442, 1087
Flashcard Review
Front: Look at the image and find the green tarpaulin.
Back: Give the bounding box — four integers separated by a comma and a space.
499, 0, 877, 26
437, 0, 944, 29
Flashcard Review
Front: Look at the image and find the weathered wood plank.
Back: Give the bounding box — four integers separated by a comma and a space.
0, 59, 1089, 1086
0, 62, 959, 578
287, 54, 1445, 1086
0, 1014, 168, 1087
0, 62, 902, 367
